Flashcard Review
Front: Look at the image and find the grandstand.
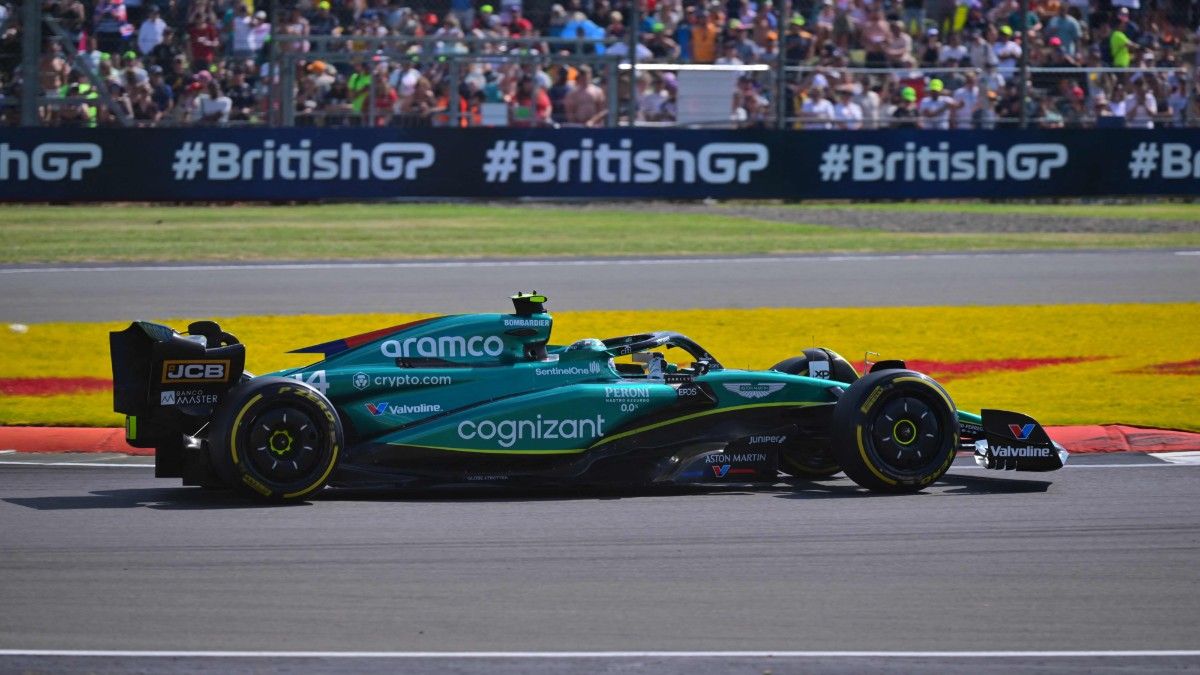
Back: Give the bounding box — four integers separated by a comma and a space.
0, 0, 1196, 128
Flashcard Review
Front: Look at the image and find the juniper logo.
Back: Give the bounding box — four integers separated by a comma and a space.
722, 382, 786, 399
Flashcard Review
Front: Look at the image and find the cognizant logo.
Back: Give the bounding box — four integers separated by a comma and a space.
381, 335, 504, 359
457, 415, 606, 448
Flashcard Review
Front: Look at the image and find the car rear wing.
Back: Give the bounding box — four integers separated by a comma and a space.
110, 320, 245, 448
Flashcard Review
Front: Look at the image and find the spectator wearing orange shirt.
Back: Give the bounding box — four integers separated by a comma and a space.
690, 10, 720, 63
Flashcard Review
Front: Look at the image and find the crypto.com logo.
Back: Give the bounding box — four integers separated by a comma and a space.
0, 143, 102, 181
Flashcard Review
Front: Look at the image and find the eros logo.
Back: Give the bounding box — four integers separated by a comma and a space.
161, 359, 230, 384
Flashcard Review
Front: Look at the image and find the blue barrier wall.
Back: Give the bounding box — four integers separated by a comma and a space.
1, 128, 1198, 201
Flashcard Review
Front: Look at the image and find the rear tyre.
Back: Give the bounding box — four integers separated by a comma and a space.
831, 370, 958, 493
208, 377, 343, 501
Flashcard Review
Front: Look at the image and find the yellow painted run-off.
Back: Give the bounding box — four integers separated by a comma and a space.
1, 303, 1197, 431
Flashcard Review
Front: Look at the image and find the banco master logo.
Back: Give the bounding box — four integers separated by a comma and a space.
171, 140, 434, 181
457, 414, 606, 448
0, 143, 102, 182
381, 335, 504, 359
818, 142, 1067, 183
482, 139, 768, 185
722, 382, 785, 399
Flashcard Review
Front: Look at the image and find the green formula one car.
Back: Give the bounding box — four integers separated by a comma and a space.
110, 293, 1067, 501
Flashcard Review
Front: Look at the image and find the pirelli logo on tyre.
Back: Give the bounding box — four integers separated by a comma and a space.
161, 359, 232, 384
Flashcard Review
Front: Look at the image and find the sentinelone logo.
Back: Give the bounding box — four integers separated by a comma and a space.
482, 139, 769, 185
817, 142, 1068, 182
171, 140, 434, 181
0, 143, 102, 181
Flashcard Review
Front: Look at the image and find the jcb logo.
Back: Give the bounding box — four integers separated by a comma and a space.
162, 359, 230, 383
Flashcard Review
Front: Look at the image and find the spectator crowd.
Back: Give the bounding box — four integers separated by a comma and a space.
0, 0, 1195, 127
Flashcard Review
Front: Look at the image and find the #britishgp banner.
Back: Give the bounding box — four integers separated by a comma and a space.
0, 127, 1197, 201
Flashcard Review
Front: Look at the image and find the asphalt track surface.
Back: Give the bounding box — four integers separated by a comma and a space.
2, 249, 1198, 322
1, 453, 1199, 673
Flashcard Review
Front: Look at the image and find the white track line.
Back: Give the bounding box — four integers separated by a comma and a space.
1150, 451, 1200, 465
0, 649, 1198, 659
0, 252, 1085, 275
0, 460, 153, 468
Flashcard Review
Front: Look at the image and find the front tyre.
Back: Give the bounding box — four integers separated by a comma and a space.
208, 377, 343, 501
831, 370, 958, 493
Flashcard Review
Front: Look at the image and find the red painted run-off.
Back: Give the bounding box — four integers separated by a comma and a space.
0, 425, 1197, 457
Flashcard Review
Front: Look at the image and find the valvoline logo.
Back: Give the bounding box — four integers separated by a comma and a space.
366, 402, 389, 416
711, 464, 757, 478
1009, 423, 1036, 440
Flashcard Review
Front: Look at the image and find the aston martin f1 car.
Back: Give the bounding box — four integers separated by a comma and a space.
110, 293, 1067, 501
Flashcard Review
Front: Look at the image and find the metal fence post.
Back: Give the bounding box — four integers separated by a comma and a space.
20, 0, 40, 126
281, 53, 295, 126
627, 0, 640, 125
1018, 0, 1029, 129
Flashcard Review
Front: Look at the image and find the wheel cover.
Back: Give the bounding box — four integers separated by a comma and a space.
868, 393, 947, 475
245, 405, 322, 483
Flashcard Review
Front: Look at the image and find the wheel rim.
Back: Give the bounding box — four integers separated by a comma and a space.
245, 405, 323, 483
869, 393, 946, 475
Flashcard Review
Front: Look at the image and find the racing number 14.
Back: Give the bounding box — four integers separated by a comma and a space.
289, 370, 328, 394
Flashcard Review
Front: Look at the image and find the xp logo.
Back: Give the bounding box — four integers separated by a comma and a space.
365, 402, 390, 416
712, 465, 731, 478
352, 372, 370, 390
161, 359, 229, 384
1009, 423, 1036, 440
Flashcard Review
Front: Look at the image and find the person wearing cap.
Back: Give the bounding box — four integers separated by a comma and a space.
891, 86, 919, 128
918, 78, 960, 129
784, 14, 815, 63
147, 64, 174, 114
992, 24, 1021, 77
137, 5, 166, 55
831, 84, 863, 130
310, 1, 341, 37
